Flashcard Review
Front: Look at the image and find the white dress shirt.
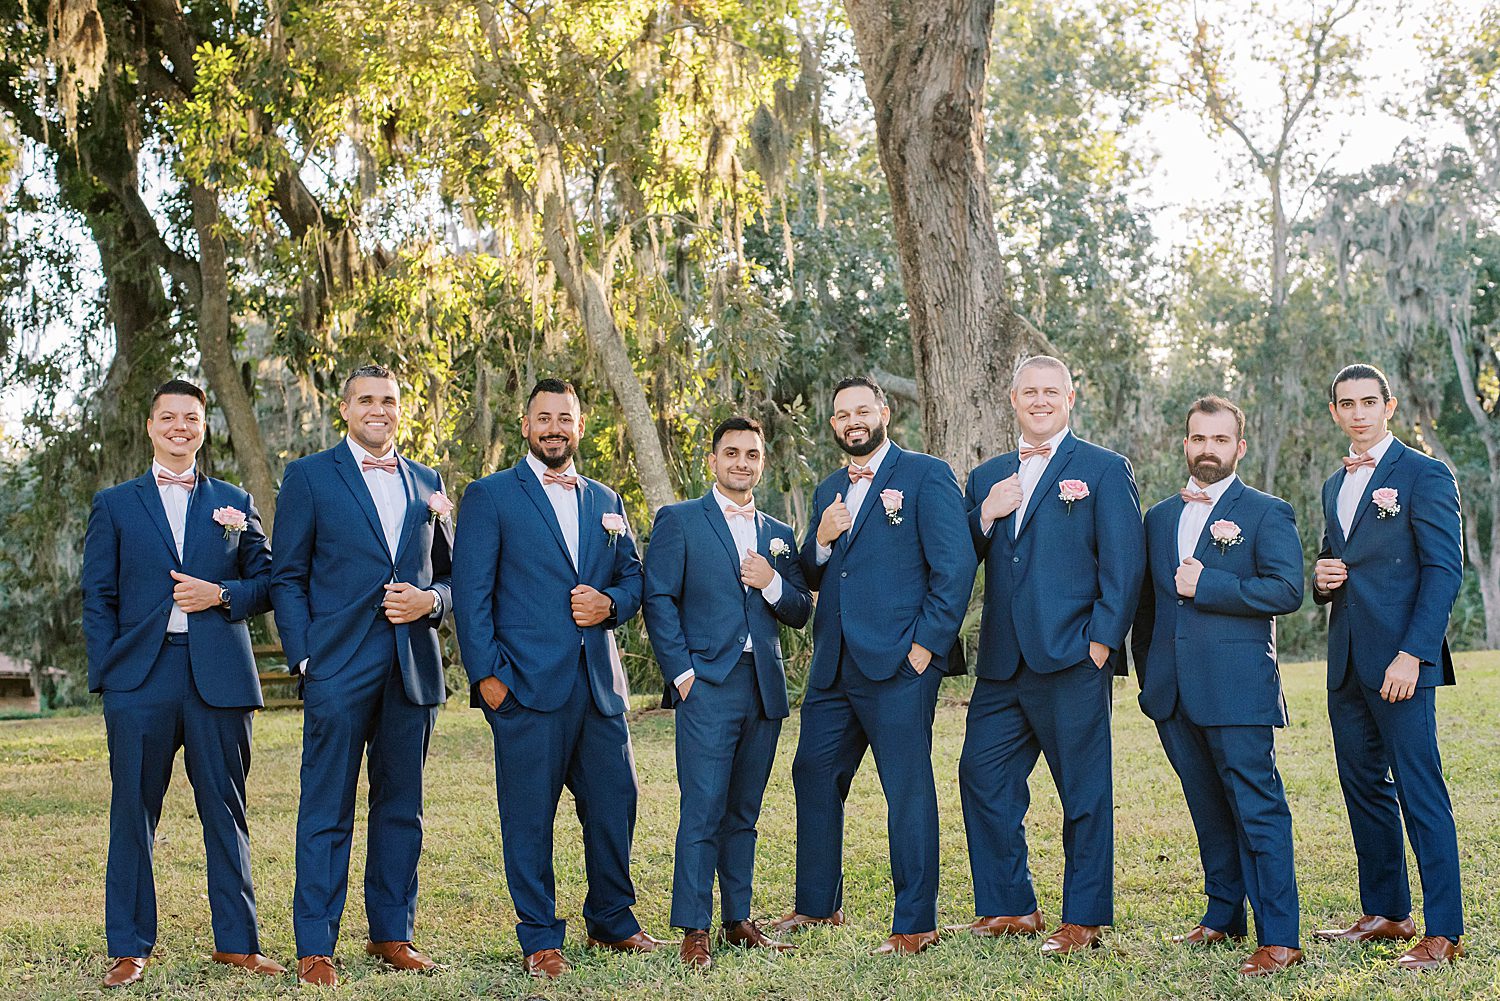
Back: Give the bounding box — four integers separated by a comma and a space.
347, 436, 408, 558
1337, 432, 1395, 538
1015, 426, 1071, 538
154, 461, 194, 634
1177, 473, 1237, 563
527, 452, 581, 568
815, 437, 893, 565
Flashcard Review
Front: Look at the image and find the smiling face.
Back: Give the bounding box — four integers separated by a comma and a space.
147, 394, 205, 470
708, 429, 766, 496
1329, 377, 1397, 451
1184, 409, 1246, 486
1010, 363, 1074, 443
523, 390, 583, 469
339, 376, 401, 456
830, 385, 890, 458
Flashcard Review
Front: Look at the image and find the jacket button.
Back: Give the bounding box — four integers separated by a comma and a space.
1012, 556, 1020, 564
841, 571, 847, 578
738, 636, 746, 644
1177, 599, 1184, 606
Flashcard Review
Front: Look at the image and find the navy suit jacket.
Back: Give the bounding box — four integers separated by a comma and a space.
1315, 438, 1463, 690
642, 492, 812, 718
965, 432, 1145, 679
1131, 478, 1303, 727
798, 442, 975, 689
452, 459, 644, 716
82, 472, 272, 707
270, 444, 453, 706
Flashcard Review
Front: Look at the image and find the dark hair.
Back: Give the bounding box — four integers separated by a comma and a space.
1185, 395, 1245, 438
1330, 364, 1391, 403
342, 363, 395, 400
149, 379, 206, 415
711, 415, 765, 452
831, 376, 887, 410
527, 378, 580, 410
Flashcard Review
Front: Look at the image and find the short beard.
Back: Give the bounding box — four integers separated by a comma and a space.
837, 421, 887, 458
1190, 457, 1235, 485
529, 437, 577, 470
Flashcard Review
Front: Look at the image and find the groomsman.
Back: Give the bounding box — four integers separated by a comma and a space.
1313, 364, 1466, 971
956, 355, 1144, 955
271, 364, 453, 987
643, 416, 812, 969
769, 377, 975, 956
82, 379, 283, 988
1131, 397, 1303, 976
452, 378, 664, 980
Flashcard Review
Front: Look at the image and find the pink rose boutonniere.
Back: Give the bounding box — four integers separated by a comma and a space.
768, 537, 792, 559
880, 488, 905, 525
1210, 519, 1243, 554
1058, 479, 1089, 512
212, 506, 248, 540
602, 511, 627, 546
1372, 487, 1401, 519
427, 491, 454, 524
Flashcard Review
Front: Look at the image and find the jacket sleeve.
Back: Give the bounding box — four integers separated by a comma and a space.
602, 494, 644, 627
799, 483, 829, 592
1086, 456, 1146, 661
81, 490, 121, 691
1129, 521, 1156, 690
224, 489, 273, 621
1313, 481, 1337, 606
1194, 500, 1305, 617
427, 473, 454, 620
269, 463, 316, 668
641, 506, 693, 688
912, 460, 979, 655
1400, 460, 1464, 665
965, 466, 996, 559
452, 479, 509, 688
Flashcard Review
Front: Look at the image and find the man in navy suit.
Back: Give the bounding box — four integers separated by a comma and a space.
767, 377, 975, 956
452, 378, 664, 980
1312, 364, 1465, 971
643, 416, 812, 970
271, 364, 453, 987
955, 355, 1143, 956
82, 379, 284, 988
1131, 396, 1303, 977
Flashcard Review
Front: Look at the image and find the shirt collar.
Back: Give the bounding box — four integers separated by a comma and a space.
346, 435, 397, 466
1019, 425, 1071, 457
1184, 472, 1237, 502
1350, 431, 1395, 466
151, 460, 196, 484
847, 437, 892, 476
526, 451, 577, 483
711, 485, 756, 513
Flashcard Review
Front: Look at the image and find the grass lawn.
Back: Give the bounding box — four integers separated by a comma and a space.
3, 654, 1500, 1000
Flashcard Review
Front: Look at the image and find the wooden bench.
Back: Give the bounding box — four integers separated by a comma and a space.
254, 643, 302, 709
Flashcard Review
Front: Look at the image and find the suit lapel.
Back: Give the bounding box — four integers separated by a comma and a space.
181, 473, 211, 564
334, 445, 392, 558
1346, 440, 1405, 541
844, 442, 903, 551
577, 477, 600, 578
1017, 432, 1078, 538
1192, 477, 1245, 561
516, 458, 577, 572
135, 474, 182, 565
391, 458, 423, 569
699, 491, 742, 581
1324, 472, 1346, 553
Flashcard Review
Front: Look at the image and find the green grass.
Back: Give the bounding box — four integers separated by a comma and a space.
3, 655, 1500, 1000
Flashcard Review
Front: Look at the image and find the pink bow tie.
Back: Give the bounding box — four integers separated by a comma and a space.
543, 469, 578, 490
1019, 443, 1052, 462
1342, 452, 1377, 473
725, 503, 756, 521
361, 455, 398, 474
156, 469, 195, 491
847, 464, 875, 484
1180, 489, 1213, 505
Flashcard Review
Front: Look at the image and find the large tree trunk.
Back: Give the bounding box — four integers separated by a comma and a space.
843, 0, 1034, 477
190, 184, 280, 535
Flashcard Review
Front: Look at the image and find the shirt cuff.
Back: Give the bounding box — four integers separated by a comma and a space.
673, 669, 695, 687
295, 658, 308, 676
761, 571, 784, 604
980, 516, 996, 537
815, 542, 832, 565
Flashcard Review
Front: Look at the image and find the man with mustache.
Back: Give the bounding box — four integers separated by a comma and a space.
1312, 364, 1466, 971
643, 415, 812, 970
1132, 396, 1304, 976
453, 378, 663, 979
955, 355, 1144, 956
82, 379, 282, 987
272, 364, 453, 986
769, 377, 976, 955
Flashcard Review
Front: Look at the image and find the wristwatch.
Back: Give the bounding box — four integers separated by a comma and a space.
607, 596, 617, 620
430, 590, 443, 617
218, 584, 232, 608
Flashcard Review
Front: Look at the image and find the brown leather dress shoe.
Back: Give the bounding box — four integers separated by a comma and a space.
1171, 924, 1243, 945
524, 948, 571, 979
211, 951, 288, 975
365, 940, 437, 972
297, 955, 338, 987
1397, 936, 1464, 971
1238, 945, 1303, 976
680, 930, 713, 969
946, 910, 1046, 938
102, 957, 147, 988
767, 909, 845, 933
1041, 924, 1103, 956
1313, 914, 1416, 942
870, 930, 941, 955
585, 930, 674, 953
722, 919, 796, 950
